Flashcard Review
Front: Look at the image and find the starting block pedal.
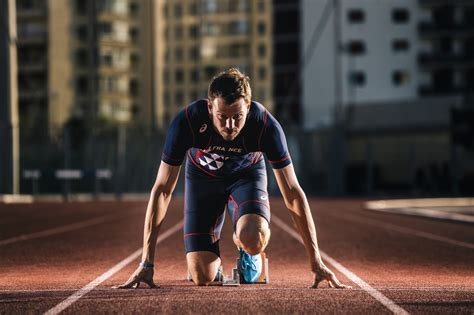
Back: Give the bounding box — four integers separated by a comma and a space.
222, 267, 240, 286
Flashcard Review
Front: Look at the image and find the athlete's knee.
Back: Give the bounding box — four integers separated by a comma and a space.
186, 251, 220, 286
192, 273, 214, 286
236, 215, 270, 255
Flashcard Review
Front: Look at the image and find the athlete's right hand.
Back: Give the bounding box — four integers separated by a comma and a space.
112, 265, 159, 289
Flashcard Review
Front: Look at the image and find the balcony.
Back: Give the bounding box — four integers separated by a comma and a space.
18, 63, 47, 73
418, 53, 474, 70
19, 90, 47, 101
419, 0, 474, 7
17, 6, 47, 20
418, 84, 466, 96
418, 22, 474, 38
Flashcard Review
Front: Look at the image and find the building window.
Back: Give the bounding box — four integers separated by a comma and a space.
174, 4, 182, 18
130, 53, 139, 68
257, 0, 265, 13
189, 3, 198, 15
205, 66, 218, 79
259, 66, 266, 79
190, 46, 200, 60
189, 25, 199, 38
98, 22, 112, 38
76, 25, 88, 41
229, 20, 248, 35
75, 49, 88, 66
176, 48, 183, 61
203, 22, 219, 36
129, 2, 139, 15
258, 22, 266, 35
129, 80, 139, 96
258, 44, 266, 57
392, 70, 410, 86
75, 0, 87, 14
191, 69, 200, 81
347, 9, 365, 23
100, 51, 113, 66
190, 90, 199, 100
129, 27, 139, 42
346, 40, 366, 55
17, 0, 34, 10
392, 8, 410, 24
175, 26, 183, 39
229, 43, 249, 58
131, 104, 140, 117
76, 76, 88, 93
176, 91, 184, 103
349, 71, 366, 86
392, 39, 410, 52
175, 69, 184, 82
203, 0, 217, 14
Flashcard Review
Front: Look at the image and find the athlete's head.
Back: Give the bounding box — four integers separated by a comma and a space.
207, 68, 251, 141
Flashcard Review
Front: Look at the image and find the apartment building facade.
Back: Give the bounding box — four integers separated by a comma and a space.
158, 0, 273, 126
300, 0, 473, 194
16, 0, 159, 140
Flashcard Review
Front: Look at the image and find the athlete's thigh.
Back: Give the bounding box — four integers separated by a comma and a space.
227, 164, 270, 229
184, 174, 227, 256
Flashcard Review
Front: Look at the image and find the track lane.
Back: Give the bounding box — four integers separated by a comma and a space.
0, 200, 183, 313
0, 198, 473, 314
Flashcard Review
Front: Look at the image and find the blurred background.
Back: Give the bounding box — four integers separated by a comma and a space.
1, 0, 474, 198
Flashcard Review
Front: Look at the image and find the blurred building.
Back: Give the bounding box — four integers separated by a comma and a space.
300, 0, 473, 195
158, 0, 273, 126
16, 0, 274, 137
418, 0, 474, 97
16, 0, 159, 140
272, 0, 301, 124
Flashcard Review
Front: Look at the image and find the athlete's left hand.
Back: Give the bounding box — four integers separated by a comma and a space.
311, 264, 352, 289
112, 265, 159, 289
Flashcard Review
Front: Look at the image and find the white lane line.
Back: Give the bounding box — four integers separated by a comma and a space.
272, 215, 409, 315
367, 207, 474, 224
0, 214, 126, 247
44, 220, 183, 315
337, 213, 474, 250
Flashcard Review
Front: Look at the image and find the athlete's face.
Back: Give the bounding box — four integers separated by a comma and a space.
208, 97, 250, 141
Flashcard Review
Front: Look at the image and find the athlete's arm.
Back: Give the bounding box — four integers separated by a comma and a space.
273, 164, 351, 289
113, 161, 181, 289
142, 161, 181, 262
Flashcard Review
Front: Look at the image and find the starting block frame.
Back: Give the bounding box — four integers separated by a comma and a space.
186, 252, 269, 286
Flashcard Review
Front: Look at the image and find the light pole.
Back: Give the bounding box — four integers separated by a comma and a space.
0, 0, 19, 195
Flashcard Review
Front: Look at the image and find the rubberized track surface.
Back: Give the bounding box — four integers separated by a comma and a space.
0, 198, 473, 314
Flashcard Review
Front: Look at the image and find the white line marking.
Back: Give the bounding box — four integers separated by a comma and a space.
367, 207, 474, 224
366, 198, 474, 209
44, 220, 183, 315
337, 213, 474, 250
272, 215, 409, 315
0, 214, 126, 247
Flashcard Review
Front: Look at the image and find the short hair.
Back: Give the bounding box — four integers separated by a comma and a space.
208, 68, 252, 104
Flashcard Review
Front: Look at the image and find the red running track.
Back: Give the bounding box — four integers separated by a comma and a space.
0, 198, 473, 314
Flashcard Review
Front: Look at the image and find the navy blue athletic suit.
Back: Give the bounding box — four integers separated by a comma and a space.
161, 100, 292, 256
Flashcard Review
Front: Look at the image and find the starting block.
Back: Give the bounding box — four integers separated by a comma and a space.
185, 252, 269, 286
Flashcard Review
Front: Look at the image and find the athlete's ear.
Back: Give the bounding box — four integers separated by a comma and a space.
207, 99, 213, 114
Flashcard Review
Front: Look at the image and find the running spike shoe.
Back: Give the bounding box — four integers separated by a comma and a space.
238, 248, 262, 283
